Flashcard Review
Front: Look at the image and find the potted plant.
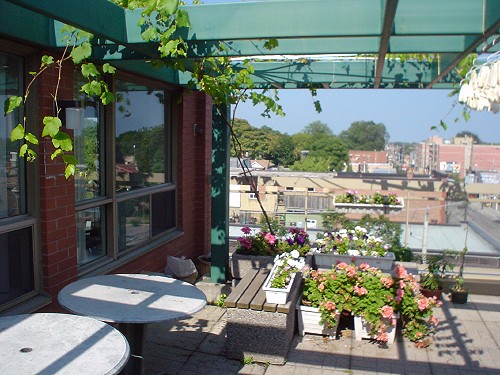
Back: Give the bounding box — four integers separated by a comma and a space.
312, 226, 395, 270
450, 247, 468, 304
300, 262, 442, 345
262, 250, 305, 304
232, 226, 310, 279
419, 254, 450, 300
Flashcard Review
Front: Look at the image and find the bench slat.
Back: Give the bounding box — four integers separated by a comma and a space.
224, 268, 259, 308
237, 269, 270, 309
250, 270, 271, 311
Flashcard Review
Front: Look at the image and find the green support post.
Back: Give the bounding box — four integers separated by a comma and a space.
210, 104, 230, 283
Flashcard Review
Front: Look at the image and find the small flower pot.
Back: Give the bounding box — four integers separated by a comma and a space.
450, 290, 468, 304
296, 298, 339, 337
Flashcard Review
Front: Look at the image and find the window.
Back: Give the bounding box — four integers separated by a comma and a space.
74, 76, 176, 267
249, 193, 257, 199
115, 79, 175, 253
0, 51, 36, 310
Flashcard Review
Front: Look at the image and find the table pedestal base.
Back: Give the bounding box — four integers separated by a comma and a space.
118, 323, 144, 375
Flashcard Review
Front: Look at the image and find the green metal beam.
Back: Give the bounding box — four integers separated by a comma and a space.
4, 0, 127, 44
375, 0, 399, 88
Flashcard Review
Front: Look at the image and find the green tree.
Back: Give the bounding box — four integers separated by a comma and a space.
290, 156, 334, 172
268, 133, 297, 167
302, 121, 333, 137
339, 121, 388, 150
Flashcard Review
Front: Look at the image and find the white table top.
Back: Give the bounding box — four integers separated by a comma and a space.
58, 274, 207, 324
0, 313, 129, 375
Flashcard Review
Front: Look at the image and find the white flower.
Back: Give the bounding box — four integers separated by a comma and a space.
290, 249, 300, 259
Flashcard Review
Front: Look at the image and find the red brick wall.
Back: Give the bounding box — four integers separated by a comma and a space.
37, 57, 78, 297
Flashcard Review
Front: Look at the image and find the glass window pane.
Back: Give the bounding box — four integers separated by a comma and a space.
74, 101, 102, 201
152, 190, 175, 236
115, 80, 167, 192
117, 196, 150, 252
0, 227, 34, 306
0, 52, 26, 218
76, 207, 106, 266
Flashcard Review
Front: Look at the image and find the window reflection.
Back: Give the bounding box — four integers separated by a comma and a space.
0, 53, 25, 219
76, 208, 105, 266
118, 197, 150, 251
115, 81, 166, 192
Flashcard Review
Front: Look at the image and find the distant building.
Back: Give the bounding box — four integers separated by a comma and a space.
415, 136, 500, 177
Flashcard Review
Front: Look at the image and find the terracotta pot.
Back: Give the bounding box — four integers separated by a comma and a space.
420, 287, 443, 300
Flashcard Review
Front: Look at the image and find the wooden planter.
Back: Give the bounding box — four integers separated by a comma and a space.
296, 299, 339, 337
354, 314, 399, 344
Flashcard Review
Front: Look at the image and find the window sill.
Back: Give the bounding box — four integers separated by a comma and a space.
0, 295, 52, 316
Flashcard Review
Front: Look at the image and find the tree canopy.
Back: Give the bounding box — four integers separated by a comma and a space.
339, 121, 388, 151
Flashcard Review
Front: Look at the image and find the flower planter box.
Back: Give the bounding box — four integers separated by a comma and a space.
334, 199, 404, 215
231, 252, 274, 279
295, 299, 339, 337
313, 251, 395, 271
262, 264, 299, 305
354, 314, 399, 344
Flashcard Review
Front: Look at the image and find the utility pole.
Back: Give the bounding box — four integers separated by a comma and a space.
404, 191, 410, 247
422, 208, 429, 264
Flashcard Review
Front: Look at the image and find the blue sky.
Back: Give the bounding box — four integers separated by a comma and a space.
198, 0, 499, 143
234, 89, 500, 143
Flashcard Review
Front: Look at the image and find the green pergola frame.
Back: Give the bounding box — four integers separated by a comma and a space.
2, 0, 500, 282
2, 0, 500, 89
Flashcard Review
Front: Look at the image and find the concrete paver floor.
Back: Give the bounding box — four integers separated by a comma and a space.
144, 294, 500, 375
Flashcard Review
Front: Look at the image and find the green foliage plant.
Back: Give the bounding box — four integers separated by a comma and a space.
214, 293, 227, 307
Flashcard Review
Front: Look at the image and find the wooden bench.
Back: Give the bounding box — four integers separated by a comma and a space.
224, 268, 301, 364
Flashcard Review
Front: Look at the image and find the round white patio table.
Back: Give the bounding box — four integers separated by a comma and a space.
0, 313, 129, 375
58, 273, 207, 375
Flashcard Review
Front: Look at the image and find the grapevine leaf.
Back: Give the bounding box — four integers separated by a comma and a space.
42, 116, 62, 137
157, 0, 179, 15
40, 55, 54, 68
52, 131, 73, 151
10, 124, 25, 141
65, 164, 76, 179
263, 38, 279, 50
71, 42, 92, 64
141, 27, 157, 42
24, 132, 39, 145
81, 63, 99, 78
100, 91, 115, 105
26, 149, 37, 162
176, 9, 190, 28
4, 96, 22, 114
62, 154, 78, 165
103, 63, 116, 74
51, 149, 63, 160
19, 144, 28, 157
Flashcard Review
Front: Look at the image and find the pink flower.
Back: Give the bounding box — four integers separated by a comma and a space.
337, 262, 348, 270
381, 305, 394, 319
415, 331, 423, 339
241, 226, 252, 235
324, 300, 336, 311
394, 264, 408, 279
354, 286, 368, 296
264, 233, 276, 244
428, 315, 439, 327
418, 297, 430, 311
381, 277, 394, 288
376, 331, 389, 342
346, 265, 356, 277
359, 262, 370, 270
318, 283, 325, 292
237, 237, 252, 249
350, 256, 358, 263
